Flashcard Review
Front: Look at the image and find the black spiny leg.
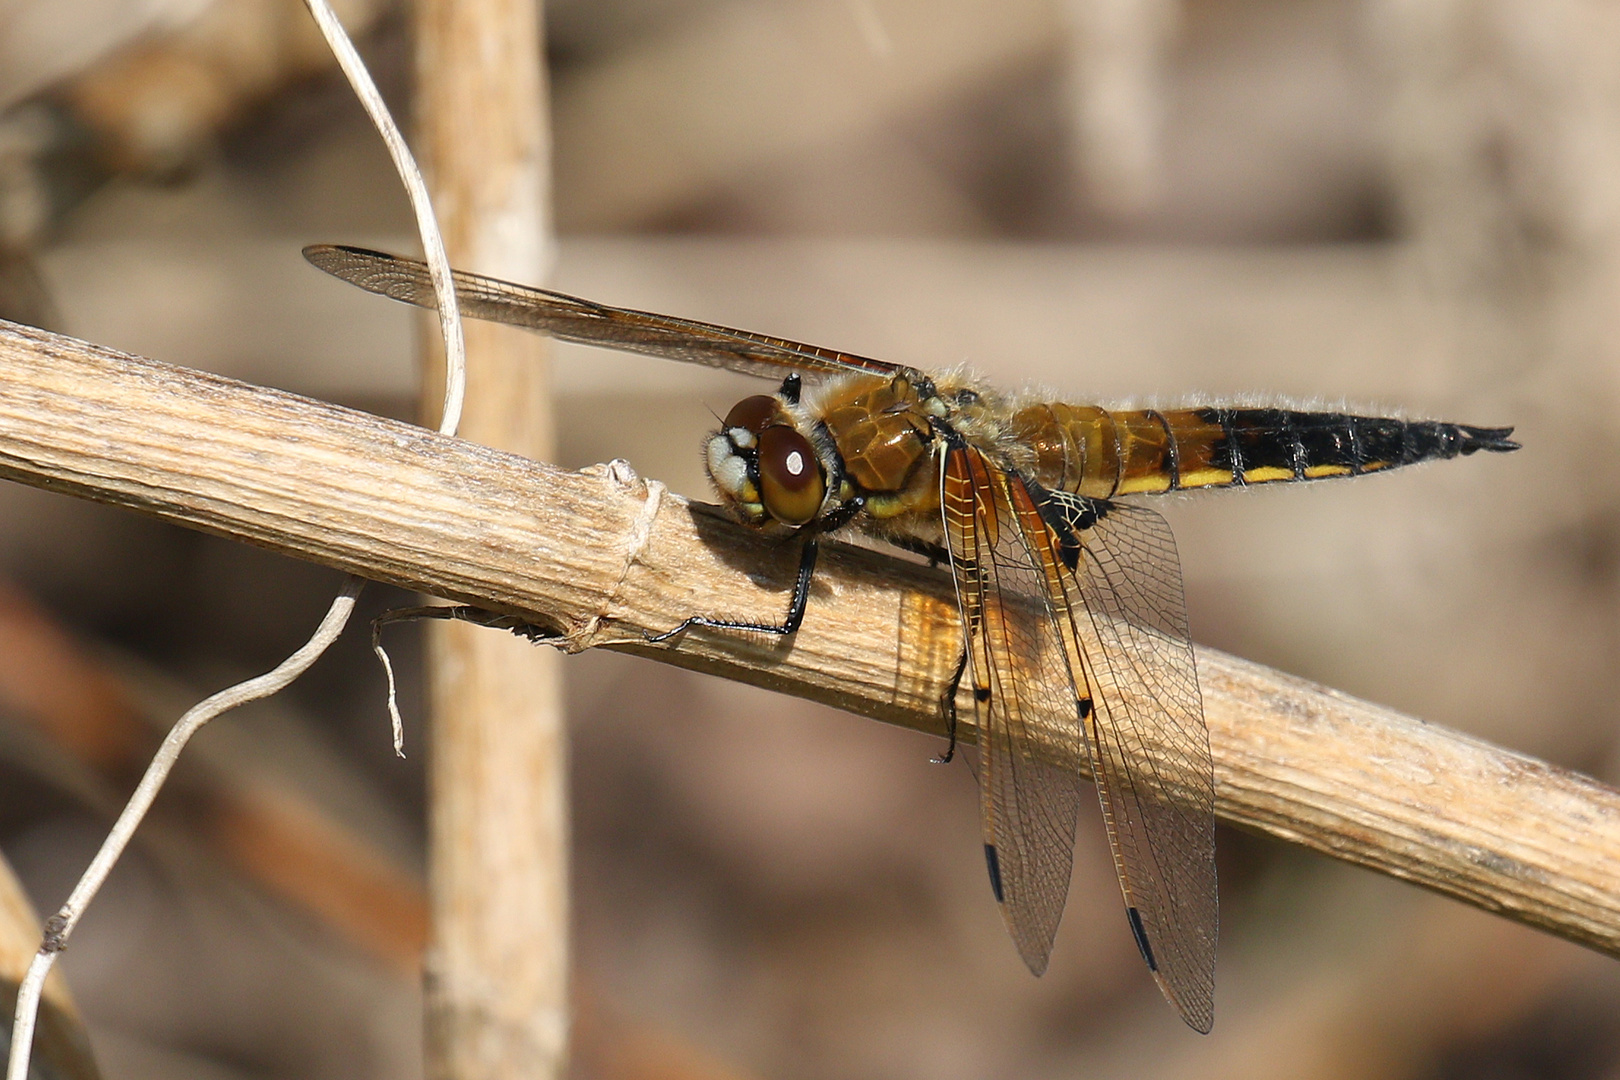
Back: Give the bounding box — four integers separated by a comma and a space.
647, 537, 821, 642
884, 532, 950, 568
647, 497, 863, 643
813, 495, 866, 535
931, 647, 969, 764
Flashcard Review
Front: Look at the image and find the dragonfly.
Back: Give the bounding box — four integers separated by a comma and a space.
305, 243, 1518, 1033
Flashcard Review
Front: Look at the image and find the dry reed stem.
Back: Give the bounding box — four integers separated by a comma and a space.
0, 319, 1617, 958
414, 0, 569, 1074
0, 853, 98, 1080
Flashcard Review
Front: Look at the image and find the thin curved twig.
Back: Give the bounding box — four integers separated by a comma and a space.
4, 581, 360, 1080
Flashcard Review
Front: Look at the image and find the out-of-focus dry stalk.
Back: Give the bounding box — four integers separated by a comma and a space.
48, 0, 392, 177
0, 580, 146, 771
0, 853, 99, 1080
552, 0, 1056, 228
0, 321, 1617, 962
1059, 0, 1179, 217
1145, 890, 1592, 1080
413, 0, 568, 1077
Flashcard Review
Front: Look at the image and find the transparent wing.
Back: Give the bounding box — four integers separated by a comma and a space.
304, 244, 900, 381
1038, 488, 1218, 1033
942, 445, 1086, 975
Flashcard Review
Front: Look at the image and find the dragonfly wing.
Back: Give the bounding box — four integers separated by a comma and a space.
942, 445, 1087, 976
1038, 489, 1217, 1033
304, 244, 899, 381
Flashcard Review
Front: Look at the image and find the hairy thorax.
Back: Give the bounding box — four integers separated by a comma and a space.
805, 370, 1029, 542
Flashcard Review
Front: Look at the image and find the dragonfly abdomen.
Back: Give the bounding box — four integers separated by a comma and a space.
1012, 404, 1518, 498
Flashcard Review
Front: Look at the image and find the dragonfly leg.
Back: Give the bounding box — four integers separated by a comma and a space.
883, 532, 949, 568
646, 539, 820, 642
813, 495, 866, 535
931, 647, 969, 764
373, 603, 560, 642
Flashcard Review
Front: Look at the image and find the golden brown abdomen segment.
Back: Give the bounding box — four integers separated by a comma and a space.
1011, 404, 1519, 498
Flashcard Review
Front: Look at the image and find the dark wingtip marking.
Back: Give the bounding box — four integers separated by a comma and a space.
974, 686, 992, 702
1127, 907, 1157, 971
984, 844, 1005, 903
1078, 697, 1093, 720
1457, 425, 1520, 455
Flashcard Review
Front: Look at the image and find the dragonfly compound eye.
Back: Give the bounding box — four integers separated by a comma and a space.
757, 425, 825, 526
724, 395, 780, 436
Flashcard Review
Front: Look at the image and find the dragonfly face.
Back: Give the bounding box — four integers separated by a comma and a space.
705, 380, 833, 530
707, 370, 940, 534
305, 243, 1520, 1034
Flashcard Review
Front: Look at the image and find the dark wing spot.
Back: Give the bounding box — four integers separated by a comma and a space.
985, 844, 1005, 903
1127, 907, 1158, 971
1078, 697, 1093, 720
974, 686, 992, 702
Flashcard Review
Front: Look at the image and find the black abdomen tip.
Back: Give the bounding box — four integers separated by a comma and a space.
1457, 425, 1520, 455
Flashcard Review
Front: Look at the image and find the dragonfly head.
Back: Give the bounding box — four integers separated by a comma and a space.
705, 390, 829, 530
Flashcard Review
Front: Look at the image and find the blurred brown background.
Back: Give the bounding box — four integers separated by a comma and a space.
0, 0, 1615, 1077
